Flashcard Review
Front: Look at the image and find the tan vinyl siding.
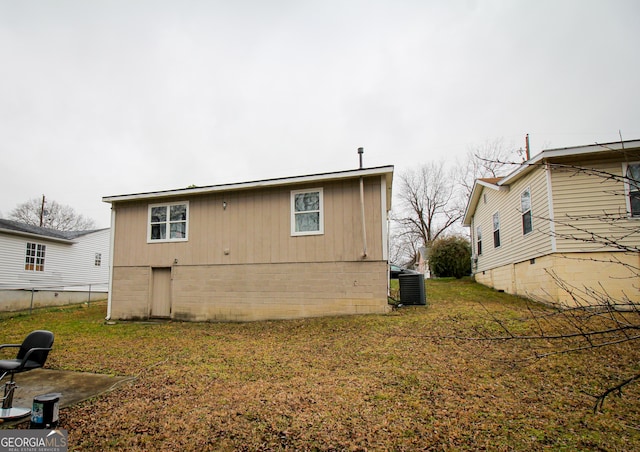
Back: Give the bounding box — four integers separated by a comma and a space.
112, 177, 384, 268
550, 160, 640, 252
474, 166, 552, 273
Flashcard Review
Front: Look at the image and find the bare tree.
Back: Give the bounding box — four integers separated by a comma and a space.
10, 197, 97, 231
392, 161, 464, 264
458, 137, 521, 199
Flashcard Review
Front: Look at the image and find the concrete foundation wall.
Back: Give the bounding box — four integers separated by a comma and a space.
110, 261, 391, 322
474, 252, 639, 307
0, 289, 108, 312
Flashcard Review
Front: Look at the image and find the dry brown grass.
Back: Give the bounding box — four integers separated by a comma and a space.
3, 278, 640, 450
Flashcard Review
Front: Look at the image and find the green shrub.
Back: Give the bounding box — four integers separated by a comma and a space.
429, 236, 471, 279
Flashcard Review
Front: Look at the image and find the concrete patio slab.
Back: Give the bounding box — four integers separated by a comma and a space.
0, 368, 134, 427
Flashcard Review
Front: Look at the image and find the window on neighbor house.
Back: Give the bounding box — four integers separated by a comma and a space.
493, 212, 501, 248
291, 188, 324, 236
476, 226, 482, 255
148, 202, 189, 242
25, 242, 46, 272
626, 163, 640, 217
95, 253, 102, 267
521, 188, 533, 235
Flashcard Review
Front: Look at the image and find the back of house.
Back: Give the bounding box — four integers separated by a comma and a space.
103, 166, 394, 322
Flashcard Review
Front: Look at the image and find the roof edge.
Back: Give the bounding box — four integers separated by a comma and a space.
463, 138, 640, 226
462, 179, 509, 226
103, 165, 394, 203
0, 227, 76, 244
500, 138, 640, 186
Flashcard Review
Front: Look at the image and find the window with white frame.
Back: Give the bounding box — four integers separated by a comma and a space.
291, 188, 323, 236
148, 202, 189, 242
476, 226, 482, 255
95, 253, 102, 267
626, 162, 640, 217
25, 242, 46, 272
492, 212, 501, 248
521, 188, 533, 235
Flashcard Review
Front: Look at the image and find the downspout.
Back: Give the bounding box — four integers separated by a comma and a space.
545, 162, 557, 253
105, 206, 116, 320
469, 217, 476, 275
382, 175, 391, 297
358, 147, 367, 258
359, 176, 368, 258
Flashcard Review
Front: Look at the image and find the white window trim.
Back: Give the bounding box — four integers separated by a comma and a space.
147, 201, 190, 243
521, 187, 533, 235
291, 188, 324, 236
492, 212, 501, 248
623, 162, 640, 219
25, 242, 46, 272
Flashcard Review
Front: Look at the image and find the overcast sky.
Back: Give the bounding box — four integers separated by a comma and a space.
1, 0, 639, 228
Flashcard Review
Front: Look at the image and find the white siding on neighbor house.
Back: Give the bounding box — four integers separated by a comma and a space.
550, 160, 640, 253
60, 229, 110, 291
0, 229, 109, 291
0, 233, 38, 289
474, 166, 553, 273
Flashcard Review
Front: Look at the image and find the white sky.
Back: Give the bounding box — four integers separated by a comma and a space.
1, 0, 639, 228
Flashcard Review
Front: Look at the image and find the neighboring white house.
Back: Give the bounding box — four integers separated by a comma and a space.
0, 219, 110, 311
462, 139, 640, 307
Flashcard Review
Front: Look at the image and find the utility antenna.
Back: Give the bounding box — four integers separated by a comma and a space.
39, 195, 46, 227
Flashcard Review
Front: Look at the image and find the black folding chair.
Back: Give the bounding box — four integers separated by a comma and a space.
0, 330, 54, 419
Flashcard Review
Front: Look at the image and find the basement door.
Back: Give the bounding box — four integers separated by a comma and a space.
151, 267, 172, 318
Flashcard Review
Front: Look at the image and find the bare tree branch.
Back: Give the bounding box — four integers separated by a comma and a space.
9, 197, 97, 231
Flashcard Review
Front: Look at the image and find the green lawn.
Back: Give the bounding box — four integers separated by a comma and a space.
2, 278, 639, 451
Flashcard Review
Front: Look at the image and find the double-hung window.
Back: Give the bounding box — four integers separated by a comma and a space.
25, 242, 46, 271
476, 226, 482, 255
493, 212, 501, 248
521, 188, 533, 235
148, 202, 189, 242
291, 188, 324, 236
626, 163, 640, 217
